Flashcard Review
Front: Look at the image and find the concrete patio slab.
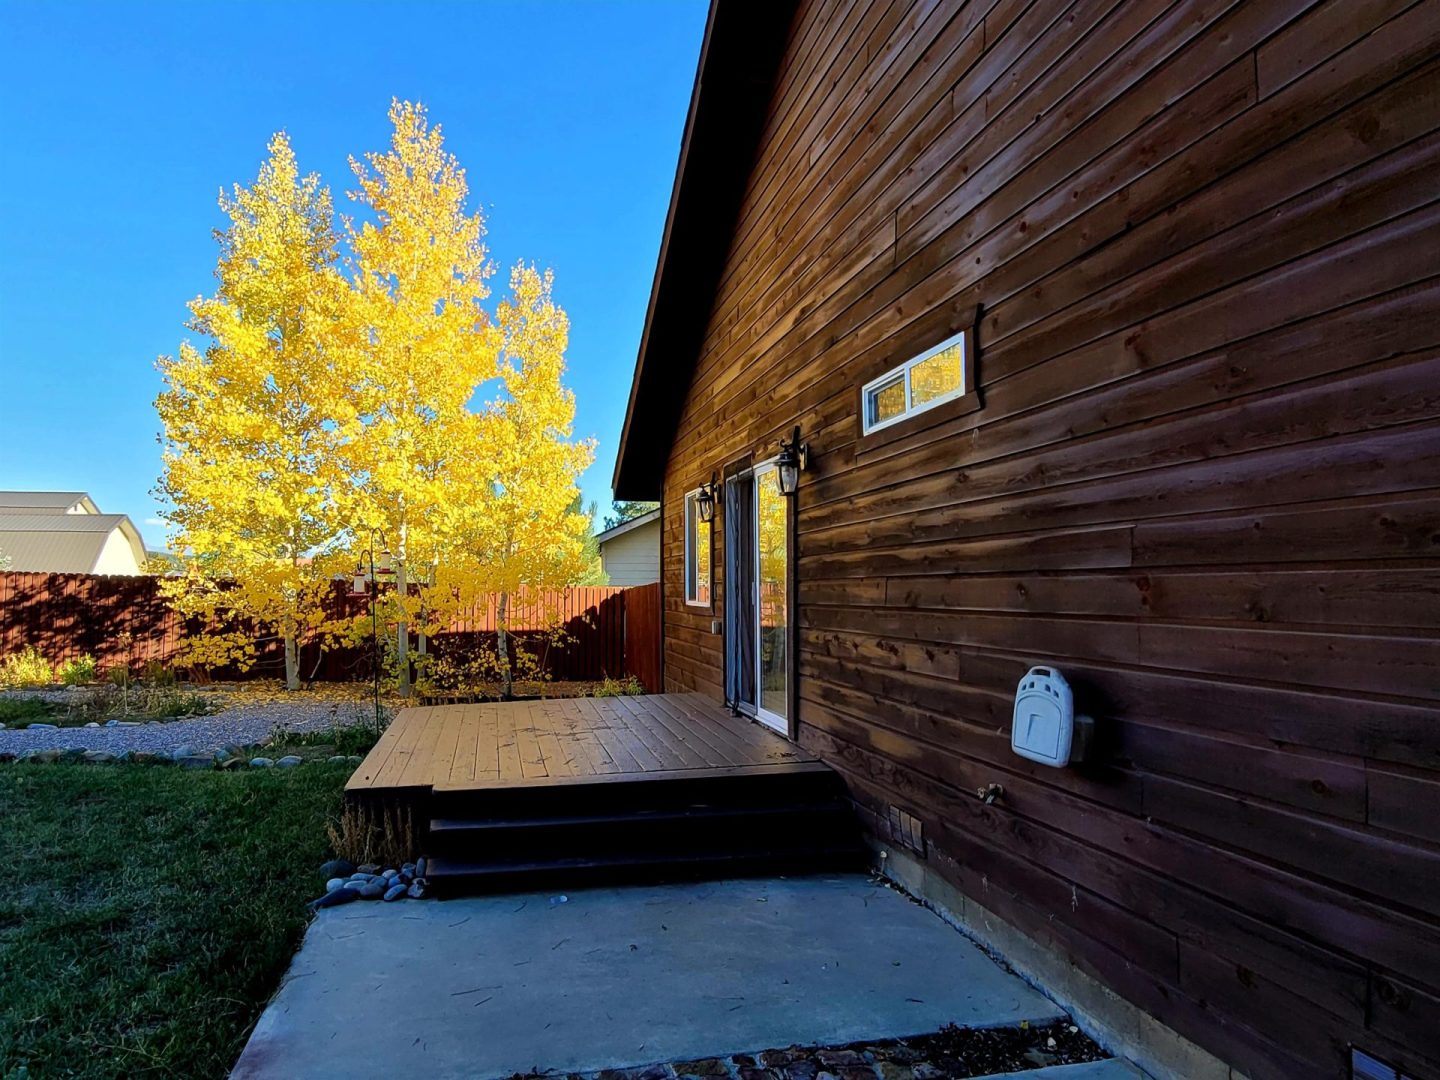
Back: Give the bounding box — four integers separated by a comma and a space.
232, 874, 1066, 1080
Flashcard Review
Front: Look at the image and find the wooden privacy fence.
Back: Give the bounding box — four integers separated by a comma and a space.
0, 573, 661, 685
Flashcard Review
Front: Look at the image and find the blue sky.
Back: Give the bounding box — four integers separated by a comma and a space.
0, 0, 707, 551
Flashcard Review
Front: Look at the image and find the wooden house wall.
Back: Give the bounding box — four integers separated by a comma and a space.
656, 1, 1440, 1077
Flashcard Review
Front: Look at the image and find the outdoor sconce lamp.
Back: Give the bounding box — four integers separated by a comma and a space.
696, 473, 719, 523
776, 426, 809, 496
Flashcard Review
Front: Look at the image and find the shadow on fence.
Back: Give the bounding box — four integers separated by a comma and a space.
0, 573, 661, 685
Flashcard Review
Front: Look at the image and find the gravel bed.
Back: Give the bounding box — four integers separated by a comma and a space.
0, 699, 373, 756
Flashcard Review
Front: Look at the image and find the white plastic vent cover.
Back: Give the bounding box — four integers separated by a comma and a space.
1011, 666, 1076, 768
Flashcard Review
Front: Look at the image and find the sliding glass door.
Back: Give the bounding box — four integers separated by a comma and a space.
724, 463, 790, 735
754, 462, 788, 733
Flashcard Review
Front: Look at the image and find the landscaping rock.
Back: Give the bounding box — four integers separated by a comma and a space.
62, 746, 86, 761
357, 864, 381, 875
275, 755, 303, 768
84, 722, 100, 729
104, 719, 119, 727
311, 887, 360, 910
406, 881, 427, 899
25, 723, 57, 731
383, 883, 407, 901
29, 749, 61, 763
341, 880, 368, 892
326, 878, 347, 893
176, 755, 214, 769
81, 750, 117, 764
218, 757, 247, 770
319, 859, 356, 878
358, 882, 385, 899
249, 757, 275, 768
326, 755, 349, 764
415, 856, 428, 878
170, 744, 196, 761
381, 868, 398, 880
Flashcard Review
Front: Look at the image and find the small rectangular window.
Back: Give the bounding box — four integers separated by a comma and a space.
861, 330, 967, 435
684, 489, 711, 607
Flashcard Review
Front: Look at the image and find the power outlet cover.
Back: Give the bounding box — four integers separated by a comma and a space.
1012, 666, 1075, 767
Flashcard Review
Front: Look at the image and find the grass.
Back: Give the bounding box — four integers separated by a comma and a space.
265, 721, 384, 759
0, 763, 350, 1079
0, 687, 217, 728
0, 697, 58, 724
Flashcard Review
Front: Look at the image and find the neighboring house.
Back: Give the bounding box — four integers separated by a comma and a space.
594, 509, 661, 586
613, 5, 1439, 1080
0, 491, 148, 575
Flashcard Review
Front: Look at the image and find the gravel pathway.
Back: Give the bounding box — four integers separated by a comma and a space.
0, 697, 375, 756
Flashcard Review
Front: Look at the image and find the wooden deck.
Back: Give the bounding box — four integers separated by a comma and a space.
346, 692, 817, 796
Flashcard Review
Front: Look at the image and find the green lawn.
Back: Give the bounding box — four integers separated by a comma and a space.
0, 764, 349, 1079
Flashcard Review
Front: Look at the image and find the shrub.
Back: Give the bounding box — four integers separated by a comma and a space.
143, 690, 213, 719
592, 674, 646, 698
0, 647, 54, 689
0, 697, 57, 724
57, 655, 98, 686
273, 722, 383, 757
141, 660, 178, 688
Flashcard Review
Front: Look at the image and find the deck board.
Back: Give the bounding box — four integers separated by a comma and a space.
348, 693, 819, 795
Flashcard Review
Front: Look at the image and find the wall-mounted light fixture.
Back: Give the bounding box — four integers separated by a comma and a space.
776, 426, 809, 496
695, 472, 719, 523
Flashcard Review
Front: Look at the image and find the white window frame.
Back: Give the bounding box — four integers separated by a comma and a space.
860, 329, 968, 435
683, 488, 712, 608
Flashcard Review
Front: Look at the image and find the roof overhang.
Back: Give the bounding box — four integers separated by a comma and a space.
611, 0, 799, 501
595, 507, 662, 545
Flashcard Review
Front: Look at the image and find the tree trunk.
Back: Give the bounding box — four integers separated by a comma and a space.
283, 617, 300, 691
497, 591, 512, 700
396, 560, 411, 698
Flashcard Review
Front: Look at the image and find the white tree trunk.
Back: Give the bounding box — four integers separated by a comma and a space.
396, 560, 411, 698
283, 618, 300, 691
497, 591, 512, 700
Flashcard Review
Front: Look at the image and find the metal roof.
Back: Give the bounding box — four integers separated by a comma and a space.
0, 491, 98, 514
0, 513, 147, 573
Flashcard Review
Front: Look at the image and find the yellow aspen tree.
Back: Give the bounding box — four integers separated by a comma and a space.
155, 133, 349, 689
338, 100, 500, 696
436, 265, 595, 698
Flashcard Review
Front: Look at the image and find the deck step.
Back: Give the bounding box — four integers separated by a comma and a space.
425, 841, 868, 895
429, 796, 855, 834
429, 761, 845, 820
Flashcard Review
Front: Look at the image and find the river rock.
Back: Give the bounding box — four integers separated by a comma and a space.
325, 878, 347, 893
383, 883, 407, 901
275, 755, 303, 768
81, 750, 117, 764
170, 745, 195, 761
84, 722, 100, 729
249, 757, 275, 768
311, 887, 360, 910
29, 749, 61, 763
25, 723, 57, 731
358, 883, 385, 899
176, 755, 214, 769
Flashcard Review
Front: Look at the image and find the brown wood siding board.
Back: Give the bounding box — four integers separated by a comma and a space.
645, 0, 1440, 1071
678, 7, 1440, 468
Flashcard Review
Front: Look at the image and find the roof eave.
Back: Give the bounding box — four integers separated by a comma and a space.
611, 0, 798, 502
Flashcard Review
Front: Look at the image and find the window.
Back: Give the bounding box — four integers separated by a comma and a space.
684, 488, 712, 607
861, 330, 967, 435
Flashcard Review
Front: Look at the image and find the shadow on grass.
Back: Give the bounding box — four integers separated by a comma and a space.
0, 764, 349, 1078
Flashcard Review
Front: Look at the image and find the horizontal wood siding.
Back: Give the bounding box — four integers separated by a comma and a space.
658, 2, 1440, 1077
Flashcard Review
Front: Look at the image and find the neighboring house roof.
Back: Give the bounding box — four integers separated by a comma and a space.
0, 512, 148, 574
611, 0, 799, 501
0, 490, 100, 514
594, 508, 662, 545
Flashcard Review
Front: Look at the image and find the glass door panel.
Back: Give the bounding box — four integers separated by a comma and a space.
754, 463, 788, 731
